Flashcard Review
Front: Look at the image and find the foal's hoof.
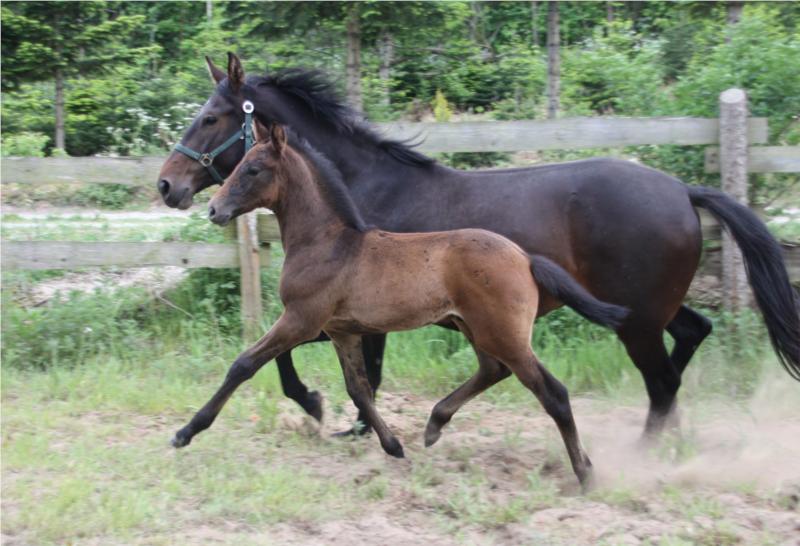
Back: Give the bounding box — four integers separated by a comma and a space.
171, 432, 191, 449
302, 390, 324, 423
383, 438, 405, 459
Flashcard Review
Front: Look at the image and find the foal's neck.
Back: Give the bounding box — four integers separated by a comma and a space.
272, 152, 356, 255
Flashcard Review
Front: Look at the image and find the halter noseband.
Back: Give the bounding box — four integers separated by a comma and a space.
173, 100, 255, 184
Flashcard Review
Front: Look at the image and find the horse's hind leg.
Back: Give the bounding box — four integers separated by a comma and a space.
329, 332, 404, 458
504, 351, 593, 489
666, 305, 713, 375
620, 326, 682, 439
425, 350, 511, 447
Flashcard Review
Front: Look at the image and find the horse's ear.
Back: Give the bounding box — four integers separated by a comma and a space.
253, 118, 270, 144
270, 124, 287, 156
226, 52, 245, 93
205, 56, 225, 84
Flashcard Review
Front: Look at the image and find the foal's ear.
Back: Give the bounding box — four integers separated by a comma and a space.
226, 52, 245, 93
270, 124, 287, 156
205, 56, 225, 84
252, 118, 270, 144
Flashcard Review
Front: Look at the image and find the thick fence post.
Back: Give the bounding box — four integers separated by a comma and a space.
719, 88, 750, 311
236, 211, 263, 339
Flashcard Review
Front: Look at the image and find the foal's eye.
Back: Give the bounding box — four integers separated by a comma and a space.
203, 115, 217, 126
245, 166, 260, 177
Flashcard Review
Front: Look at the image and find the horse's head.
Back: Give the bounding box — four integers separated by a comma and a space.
208, 119, 287, 226
157, 53, 250, 209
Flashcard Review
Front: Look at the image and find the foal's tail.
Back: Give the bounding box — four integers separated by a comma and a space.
530, 255, 629, 331
688, 185, 800, 381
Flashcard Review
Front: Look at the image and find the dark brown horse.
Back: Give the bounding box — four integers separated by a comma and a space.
158, 53, 799, 441
172, 120, 630, 487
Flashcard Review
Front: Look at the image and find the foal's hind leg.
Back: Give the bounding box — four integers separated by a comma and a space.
328, 332, 404, 458
504, 351, 593, 489
425, 350, 511, 447
666, 305, 713, 375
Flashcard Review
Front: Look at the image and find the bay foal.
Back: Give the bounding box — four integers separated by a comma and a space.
172, 121, 629, 487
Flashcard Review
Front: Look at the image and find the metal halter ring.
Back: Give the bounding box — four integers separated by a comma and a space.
242, 100, 254, 114
199, 153, 214, 167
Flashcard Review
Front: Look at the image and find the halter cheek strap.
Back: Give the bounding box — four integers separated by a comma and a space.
173, 100, 255, 184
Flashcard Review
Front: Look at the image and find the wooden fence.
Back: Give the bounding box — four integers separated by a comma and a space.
2, 89, 798, 333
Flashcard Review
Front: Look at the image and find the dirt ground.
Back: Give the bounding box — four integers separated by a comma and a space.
257, 387, 800, 546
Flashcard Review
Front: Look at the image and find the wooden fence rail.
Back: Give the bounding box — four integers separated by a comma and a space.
0, 116, 770, 186
2, 96, 798, 333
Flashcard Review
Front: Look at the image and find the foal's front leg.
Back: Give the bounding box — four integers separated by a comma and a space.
328, 332, 404, 458
172, 311, 321, 448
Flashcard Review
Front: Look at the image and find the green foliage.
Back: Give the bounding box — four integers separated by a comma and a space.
71, 184, 138, 209
0, 131, 49, 157
432, 90, 453, 122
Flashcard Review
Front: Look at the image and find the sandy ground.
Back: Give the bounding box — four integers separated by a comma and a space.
257, 386, 800, 546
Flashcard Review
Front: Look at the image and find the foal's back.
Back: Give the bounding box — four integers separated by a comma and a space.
330, 227, 539, 336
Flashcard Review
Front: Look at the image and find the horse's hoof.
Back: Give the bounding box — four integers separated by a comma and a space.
171, 433, 191, 449
384, 438, 405, 459
303, 390, 324, 423
424, 425, 441, 448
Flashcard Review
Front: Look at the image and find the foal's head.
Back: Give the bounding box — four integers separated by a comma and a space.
207, 119, 288, 226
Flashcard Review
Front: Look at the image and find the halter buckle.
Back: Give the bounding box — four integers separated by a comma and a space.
199, 153, 214, 167
242, 100, 254, 114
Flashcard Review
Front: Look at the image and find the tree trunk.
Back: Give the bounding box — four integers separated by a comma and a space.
726, 1, 743, 43
607, 2, 614, 23
377, 29, 394, 109
727, 1, 744, 25
531, 2, 539, 46
54, 68, 66, 150
206, 0, 213, 23
547, 1, 560, 119
345, 4, 363, 113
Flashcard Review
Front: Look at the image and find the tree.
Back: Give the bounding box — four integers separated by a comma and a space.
547, 1, 560, 118
1, 2, 154, 151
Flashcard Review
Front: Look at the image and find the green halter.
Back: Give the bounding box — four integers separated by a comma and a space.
173, 100, 255, 184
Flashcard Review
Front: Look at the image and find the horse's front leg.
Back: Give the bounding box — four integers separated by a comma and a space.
172, 311, 321, 448
328, 332, 404, 458
275, 331, 331, 422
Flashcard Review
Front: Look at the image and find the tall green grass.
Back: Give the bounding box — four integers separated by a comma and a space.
2, 250, 777, 408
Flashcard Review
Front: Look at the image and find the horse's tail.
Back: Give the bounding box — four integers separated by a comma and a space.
688, 185, 800, 380
530, 255, 629, 331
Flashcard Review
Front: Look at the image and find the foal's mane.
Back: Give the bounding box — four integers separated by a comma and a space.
253, 69, 435, 168
285, 131, 368, 233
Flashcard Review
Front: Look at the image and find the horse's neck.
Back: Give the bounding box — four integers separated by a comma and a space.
273, 158, 348, 256
264, 92, 411, 187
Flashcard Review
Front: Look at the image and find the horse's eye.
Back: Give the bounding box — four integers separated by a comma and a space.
245, 166, 261, 177
203, 115, 217, 126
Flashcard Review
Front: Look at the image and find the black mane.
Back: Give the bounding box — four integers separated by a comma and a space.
287, 130, 369, 233
255, 68, 435, 168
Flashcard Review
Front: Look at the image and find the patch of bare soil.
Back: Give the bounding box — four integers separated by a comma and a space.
13, 266, 188, 307
264, 382, 800, 546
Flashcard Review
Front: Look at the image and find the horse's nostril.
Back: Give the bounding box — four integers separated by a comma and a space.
158, 179, 170, 196
208, 206, 216, 219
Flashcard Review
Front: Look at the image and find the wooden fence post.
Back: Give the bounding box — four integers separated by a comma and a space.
719, 88, 750, 311
236, 211, 263, 339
